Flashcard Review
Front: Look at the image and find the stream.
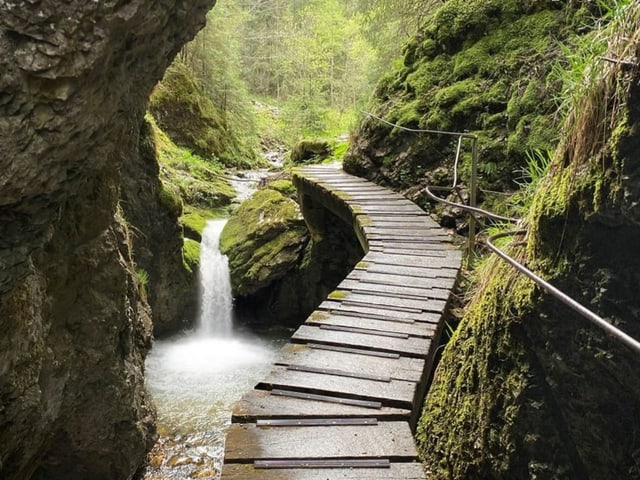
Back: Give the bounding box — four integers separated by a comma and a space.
143, 220, 288, 479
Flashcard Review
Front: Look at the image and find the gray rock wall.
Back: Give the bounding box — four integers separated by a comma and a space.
0, 1, 214, 478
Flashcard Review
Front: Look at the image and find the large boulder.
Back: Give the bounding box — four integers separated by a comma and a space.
0, 0, 214, 478
220, 188, 310, 298
220, 182, 364, 326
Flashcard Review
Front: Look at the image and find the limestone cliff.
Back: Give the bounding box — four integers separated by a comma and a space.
0, 1, 214, 478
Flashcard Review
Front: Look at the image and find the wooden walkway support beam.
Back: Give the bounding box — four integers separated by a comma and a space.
221, 165, 462, 479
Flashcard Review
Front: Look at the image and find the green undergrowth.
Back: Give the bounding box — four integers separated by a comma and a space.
147, 113, 234, 265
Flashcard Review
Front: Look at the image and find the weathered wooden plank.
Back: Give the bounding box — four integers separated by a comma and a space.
276, 343, 426, 382
292, 324, 432, 358
347, 269, 458, 290
254, 458, 389, 468
232, 389, 411, 422
355, 262, 459, 280
368, 246, 457, 257
221, 462, 427, 479
306, 311, 437, 338
338, 278, 452, 301
223, 422, 419, 462
365, 251, 462, 269
319, 300, 442, 324
330, 290, 447, 313
258, 365, 418, 407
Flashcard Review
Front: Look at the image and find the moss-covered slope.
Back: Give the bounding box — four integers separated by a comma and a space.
417, 5, 640, 478
149, 61, 260, 169
345, 1, 594, 197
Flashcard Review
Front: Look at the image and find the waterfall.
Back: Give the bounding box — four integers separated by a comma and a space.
197, 219, 233, 336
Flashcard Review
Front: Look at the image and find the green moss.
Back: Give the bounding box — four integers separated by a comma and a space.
149, 61, 262, 169
328, 290, 347, 300
219, 188, 309, 297
347, 3, 586, 192
267, 180, 297, 197
158, 182, 183, 218
182, 238, 201, 274
289, 138, 332, 165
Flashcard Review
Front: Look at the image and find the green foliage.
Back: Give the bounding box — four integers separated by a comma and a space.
153, 0, 273, 170
237, 0, 376, 139
147, 114, 236, 214
136, 268, 150, 298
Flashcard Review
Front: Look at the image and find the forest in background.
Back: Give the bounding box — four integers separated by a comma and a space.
150, 0, 443, 168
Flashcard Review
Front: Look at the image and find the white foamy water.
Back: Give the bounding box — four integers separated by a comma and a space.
198, 220, 233, 336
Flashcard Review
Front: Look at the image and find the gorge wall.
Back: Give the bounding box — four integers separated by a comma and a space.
0, 1, 214, 478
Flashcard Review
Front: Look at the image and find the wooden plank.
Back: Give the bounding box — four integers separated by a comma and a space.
286, 363, 393, 382
271, 389, 382, 409
254, 458, 389, 468
319, 324, 410, 339
221, 462, 427, 479
276, 343, 425, 382
292, 324, 432, 358
331, 290, 447, 313
232, 389, 411, 422
223, 422, 419, 462
347, 269, 458, 289
319, 300, 442, 324
258, 365, 418, 408
256, 418, 378, 427
365, 251, 462, 269
306, 311, 436, 338
368, 246, 457, 257
355, 262, 459, 280
338, 278, 452, 301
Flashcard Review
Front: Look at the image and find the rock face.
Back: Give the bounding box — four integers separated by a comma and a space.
120, 118, 198, 337
344, 1, 590, 200
417, 9, 640, 478
0, 1, 214, 478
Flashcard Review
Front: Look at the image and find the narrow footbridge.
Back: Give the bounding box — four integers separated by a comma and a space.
221, 165, 462, 479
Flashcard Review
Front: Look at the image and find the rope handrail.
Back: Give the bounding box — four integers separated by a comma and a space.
486, 231, 640, 355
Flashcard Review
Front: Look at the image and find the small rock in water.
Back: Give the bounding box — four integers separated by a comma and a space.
190, 467, 216, 478
167, 455, 193, 467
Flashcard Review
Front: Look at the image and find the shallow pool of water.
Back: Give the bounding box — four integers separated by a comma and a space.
143, 330, 286, 479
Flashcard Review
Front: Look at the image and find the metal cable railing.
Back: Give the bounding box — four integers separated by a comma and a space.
487, 230, 640, 355
362, 111, 480, 256
363, 111, 640, 355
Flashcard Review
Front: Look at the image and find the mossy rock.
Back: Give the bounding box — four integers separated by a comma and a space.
266, 179, 297, 198
182, 238, 201, 274
157, 182, 183, 218
345, 1, 592, 193
220, 189, 309, 296
289, 139, 332, 165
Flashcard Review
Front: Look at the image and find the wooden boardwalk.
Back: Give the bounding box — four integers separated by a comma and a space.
221, 165, 461, 479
